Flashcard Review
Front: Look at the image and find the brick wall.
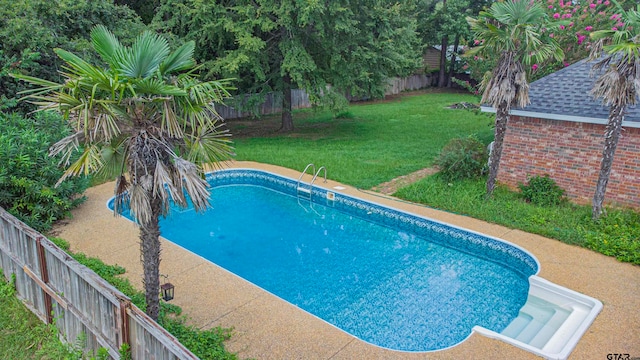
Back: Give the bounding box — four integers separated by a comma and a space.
498, 115, 640, 208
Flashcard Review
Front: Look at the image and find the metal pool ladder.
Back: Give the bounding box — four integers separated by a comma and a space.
297, 163, 327, 212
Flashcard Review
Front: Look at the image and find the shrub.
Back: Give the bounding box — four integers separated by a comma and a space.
0, 112, 89, 231
435, 136, 488, 181
518, 175, 566, 206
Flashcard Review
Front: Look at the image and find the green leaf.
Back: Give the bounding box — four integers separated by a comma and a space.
133, 78, 187, 96
159, 41, 196, 75
91, 25, 122, 64
118, 31, 170, 78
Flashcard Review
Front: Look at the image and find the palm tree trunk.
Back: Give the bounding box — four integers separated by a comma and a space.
140, 194, 162, 321
486, 104, 509, 197
280, 74, 294, 132
592, 105, 625, 220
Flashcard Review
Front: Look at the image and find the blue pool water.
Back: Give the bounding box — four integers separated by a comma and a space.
111, 169, 538, 352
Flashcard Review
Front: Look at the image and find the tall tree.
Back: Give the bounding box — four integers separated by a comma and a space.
13, 26, 234, 321
467, 0, 563, 197
153, 0, 421, 132
418, 0, 488, 87
588, 1, 640, 220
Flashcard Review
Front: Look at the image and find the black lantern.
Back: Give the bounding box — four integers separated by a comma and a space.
160, 275, 175, 301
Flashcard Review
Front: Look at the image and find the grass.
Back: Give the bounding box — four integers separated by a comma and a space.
394, 175, 640, 265
0, 270, 92, 359
228, 90, 640, 266
230, 90, 493, 189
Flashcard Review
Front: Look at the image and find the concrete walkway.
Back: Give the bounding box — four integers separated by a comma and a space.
54, 161, 639, 360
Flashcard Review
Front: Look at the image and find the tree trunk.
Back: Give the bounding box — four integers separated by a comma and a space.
486, 104, 509, 197
592, 105, 625, 220
140, 195, 162, 321
446, 34, 460, 88
280, 74, 294, 132
438, 35, 448, 88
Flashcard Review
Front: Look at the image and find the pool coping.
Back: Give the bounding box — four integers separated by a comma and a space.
55, 161, 640, 360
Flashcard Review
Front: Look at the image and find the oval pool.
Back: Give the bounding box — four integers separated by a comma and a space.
109, 169, 539, 352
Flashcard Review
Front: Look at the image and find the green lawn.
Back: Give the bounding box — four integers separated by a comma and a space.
231, 90, 493, 189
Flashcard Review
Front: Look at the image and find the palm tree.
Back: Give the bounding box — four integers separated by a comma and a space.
13, 26, 234, 321
466, 0, 563, 197
589, 1, 640, 220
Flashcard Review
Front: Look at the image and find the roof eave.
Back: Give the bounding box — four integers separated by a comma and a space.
479, 106, 640, 129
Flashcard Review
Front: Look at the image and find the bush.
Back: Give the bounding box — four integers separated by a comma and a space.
518, 175, 566, 206
435, 136, 488, 181
0, 112, 89, 231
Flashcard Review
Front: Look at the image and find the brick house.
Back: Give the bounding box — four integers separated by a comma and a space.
482, 59, 640, 208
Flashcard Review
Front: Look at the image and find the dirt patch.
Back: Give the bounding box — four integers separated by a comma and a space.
447, 102, 480, 110
370, 167, 438, 195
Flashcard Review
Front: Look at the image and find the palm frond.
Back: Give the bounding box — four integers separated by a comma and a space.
91, 25, 122, 64
159, 41, 196, 75
55, 145, 103, 187
50, 131, 84, 167
160, 100, 184, 138
184, 121, 234, 166
118, 31, 170, 78
129, 183, 151, 225
55, 49, 109, 83
173, 157, 210, 212
152, 160, 174, 214
11, 74, 62, 93
133, 78, 187, 96
112, 175, 130, 216
97, 136, 128, 180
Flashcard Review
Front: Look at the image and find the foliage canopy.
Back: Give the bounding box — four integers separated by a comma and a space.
152, 0, 422, 130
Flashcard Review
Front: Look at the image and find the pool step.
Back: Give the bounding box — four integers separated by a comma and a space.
473, 275, 602, 360
502, 297, 572, 348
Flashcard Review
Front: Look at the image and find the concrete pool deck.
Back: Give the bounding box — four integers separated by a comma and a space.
54, 161, 639, 360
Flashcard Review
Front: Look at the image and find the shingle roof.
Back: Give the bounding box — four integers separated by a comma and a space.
515, 58, 639, 122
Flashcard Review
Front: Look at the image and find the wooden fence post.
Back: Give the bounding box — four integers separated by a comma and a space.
36, 236, 53, 324
118, 297, 131, 352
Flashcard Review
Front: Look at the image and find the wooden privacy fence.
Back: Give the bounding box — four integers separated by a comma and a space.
217, 74, 433, 120
0, 207, 198, 360
216, 89, 310, 120
385, 74, 434, 96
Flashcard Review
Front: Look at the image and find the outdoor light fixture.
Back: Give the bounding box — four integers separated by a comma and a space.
160, 275, 175, 301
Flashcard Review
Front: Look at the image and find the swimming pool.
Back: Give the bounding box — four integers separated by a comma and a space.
110, 169, 539, 352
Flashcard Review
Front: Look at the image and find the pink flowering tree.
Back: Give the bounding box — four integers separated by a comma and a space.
543, 0, 627, 67
463, 0, 636, 87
